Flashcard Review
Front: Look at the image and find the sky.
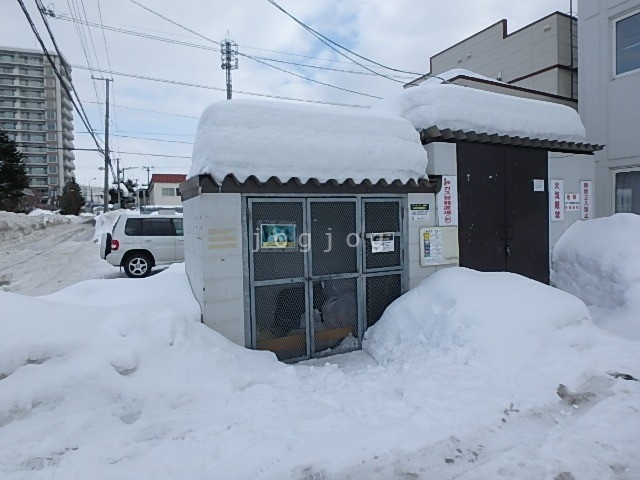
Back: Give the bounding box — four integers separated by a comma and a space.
1, 0, 575, 188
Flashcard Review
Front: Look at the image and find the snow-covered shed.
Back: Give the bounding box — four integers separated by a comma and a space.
389, 80, 603, 286
181, 100, 437, 361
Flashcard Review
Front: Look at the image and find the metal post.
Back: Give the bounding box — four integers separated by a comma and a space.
116, 157, 121, 208
221, 38, 238, 100
103, 78, 110, 212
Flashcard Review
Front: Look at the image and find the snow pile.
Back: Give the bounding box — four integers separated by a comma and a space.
27, 208, 57, 216
552, 213, 640, 340
552, 214, 640, 308
93, 209, 128, 241
364, 268, 634, 404
389, 76, 586, 142
1, 265, 639, 478
189, 99, 428, 184
0, 211, 71, 244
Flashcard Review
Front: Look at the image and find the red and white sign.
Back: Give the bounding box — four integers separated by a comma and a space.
565, 193, 580, 212
550, 179, 564, 221
580, 180, 593, 220
437, 175, 458, 226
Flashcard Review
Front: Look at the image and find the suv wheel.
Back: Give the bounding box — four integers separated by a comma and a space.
123, 252, 153, 278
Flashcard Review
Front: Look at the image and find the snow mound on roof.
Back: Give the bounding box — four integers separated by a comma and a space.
363, 268, 629, 397
189, 100, 428, 184
389, 80, 586, 143
552, 214, 640, 308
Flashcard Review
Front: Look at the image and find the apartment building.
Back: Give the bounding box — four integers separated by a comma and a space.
579, 0, 640, 216
407, 12, 578, 107
0, 46, 75, 202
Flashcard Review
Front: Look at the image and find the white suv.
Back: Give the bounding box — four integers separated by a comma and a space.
100, 214, 184, 278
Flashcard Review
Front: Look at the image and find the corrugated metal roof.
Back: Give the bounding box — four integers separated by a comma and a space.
420, 126, 604, 154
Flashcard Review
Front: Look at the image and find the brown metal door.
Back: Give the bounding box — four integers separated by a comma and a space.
456, 144, 549, 283
457, 144, 507, 272
504, 147, 549, 283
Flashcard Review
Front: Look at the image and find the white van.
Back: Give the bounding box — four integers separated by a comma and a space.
100, 214, 184, 278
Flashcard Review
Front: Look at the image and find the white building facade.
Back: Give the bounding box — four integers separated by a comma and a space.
148, 174, 186, 206
579, 0, 640, 216
0, 46, 75, 202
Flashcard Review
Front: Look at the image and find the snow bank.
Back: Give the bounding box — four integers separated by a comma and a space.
552, 214, 640, 308
189, 99, 428, 184
388, 77, 586, 142
364, 268, 633, 402
0, 211, 71, 244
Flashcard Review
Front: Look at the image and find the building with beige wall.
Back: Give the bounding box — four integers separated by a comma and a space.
407, 12, 578, 106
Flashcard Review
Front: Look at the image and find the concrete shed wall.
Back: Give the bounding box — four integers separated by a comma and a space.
183, 193, 246, 346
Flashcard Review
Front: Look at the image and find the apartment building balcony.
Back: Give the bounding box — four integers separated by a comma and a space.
61, 107, 73, 121
61, 95, 72, 109
19, 101, 45, 111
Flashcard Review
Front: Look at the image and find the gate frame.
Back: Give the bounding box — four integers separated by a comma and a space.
245, 193, 407, 361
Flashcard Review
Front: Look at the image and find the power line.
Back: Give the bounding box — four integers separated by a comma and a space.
18, 0, 104, 154
129, 0, 220, 45
127, 0, 382, 99
53, 12, 412, 81
71, 64, 372, 108
265, 0, 450, 84
82, 101, 200, 119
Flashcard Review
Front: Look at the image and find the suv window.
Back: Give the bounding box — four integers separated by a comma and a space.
141, 218, 175, 236
124, 218, 177, 236
172, 218, 184, 236
124, 218, 142, 236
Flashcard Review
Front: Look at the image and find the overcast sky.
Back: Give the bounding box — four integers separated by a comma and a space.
2, 0, 574, 187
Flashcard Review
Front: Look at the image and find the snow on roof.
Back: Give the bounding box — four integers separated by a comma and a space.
390, 75, 586, 143
189, 100, 429, 184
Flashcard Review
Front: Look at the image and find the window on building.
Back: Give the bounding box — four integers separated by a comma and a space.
46, 111, 56, 119
47, 123, 56, 130
48, 165, 58, 174
48, 177, 59, 185
615, 10, 640, 75
161, 187, 175, 196
47, 132, 57, 141
47, 154, 58, 163
616, 170, 640, 213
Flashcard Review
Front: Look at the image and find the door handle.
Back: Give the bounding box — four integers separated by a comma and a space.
506, 245, 511, 257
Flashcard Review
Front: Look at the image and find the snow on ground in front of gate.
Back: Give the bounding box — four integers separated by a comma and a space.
2, 237, 640, 480
552, 213, 640, 341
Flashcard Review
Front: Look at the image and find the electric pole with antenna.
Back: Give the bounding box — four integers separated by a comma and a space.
221, 35, 238, 100
92, 76, 111, 212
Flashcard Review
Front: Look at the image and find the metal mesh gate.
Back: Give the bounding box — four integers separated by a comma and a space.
248, 197, 404, 361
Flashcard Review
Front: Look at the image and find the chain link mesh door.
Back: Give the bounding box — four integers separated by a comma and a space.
250, 200, 308, 361
309, 201, 360, 355
362, 199, 403, 328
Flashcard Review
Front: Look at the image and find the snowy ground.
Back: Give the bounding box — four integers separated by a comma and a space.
0, 211, 639, 480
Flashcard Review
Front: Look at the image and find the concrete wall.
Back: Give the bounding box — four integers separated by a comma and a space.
579, 0, 640, 216
406, 142, 459, 289
548, 152, 596, 270
183, 193, 246, 346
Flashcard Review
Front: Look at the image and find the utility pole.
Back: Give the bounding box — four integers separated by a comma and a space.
142, 165, 153, 207
93, 76, 111, 212
220, 37, 238, 100
115, 157, 121, 208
